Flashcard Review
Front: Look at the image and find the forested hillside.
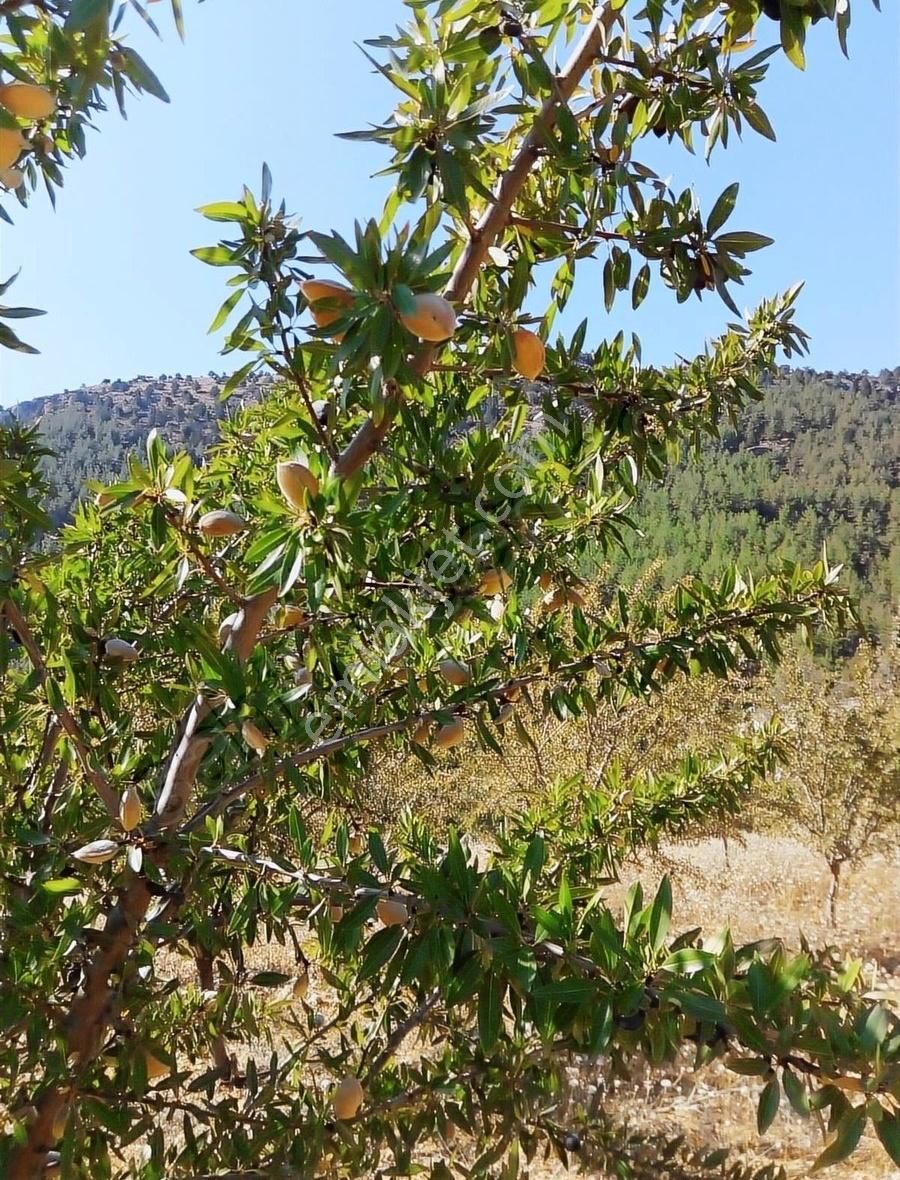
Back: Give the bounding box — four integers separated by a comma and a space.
606, 367, 900, 640
4, 370, 275, 525
5, 365, 898, 637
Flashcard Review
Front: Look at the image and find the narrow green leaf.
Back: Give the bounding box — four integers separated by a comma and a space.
196, 202, 248, 223
65, 0, 109, 33
41, 877, 82, 895
707, 183, 739, 236
874, 1110, 900, 1167
648, 875, 672, 956
219, 360, 257, 401
811, 1106, 866, 1172
118, 47, 170, 102
757, 1077, 780, 1134
478, 973, 502, 1053
190, 246, 237, 267
782, 1068, 810, 1117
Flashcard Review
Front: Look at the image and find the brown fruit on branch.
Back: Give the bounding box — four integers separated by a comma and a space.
0, 82, 55, 120
0, 166, 24, 189
145, 1051, 171, 1081
542, 586, 586, 612
434, 717, 465, 748
376, 897, 409, 927
332, 1076, 364, 1120
280, 604, 306, 628
292, 970, 309, 1001
104, 637, 140, 662
501, 683, 523, 702
512, 328, 546, 380
198, 509, 247, 537
329, 902, 345, 923
0, 128, 27, 170
478, 567, 512, 597
348, 832, 365, 856
118, 786, 143, 832
72, 839, 120, 865
438, 658, 472, 686
276, 460, 319, 510
399, 292, 457, 341
412, 719, 431, 746
241, 720, 269, 755
300, 278, 354, 330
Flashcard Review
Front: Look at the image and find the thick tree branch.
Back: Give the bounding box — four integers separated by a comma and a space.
152, 587, 277, 829
331, 5, 616, 482
10, 589, 276, 1179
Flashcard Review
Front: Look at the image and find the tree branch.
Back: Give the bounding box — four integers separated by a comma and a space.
331, 5, 617, 482
1, 598, 118, 817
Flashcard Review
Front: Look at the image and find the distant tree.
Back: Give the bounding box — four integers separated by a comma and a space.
755, 645, 900, 925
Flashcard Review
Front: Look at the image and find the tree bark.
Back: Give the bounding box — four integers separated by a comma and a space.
825, 858, 844, 927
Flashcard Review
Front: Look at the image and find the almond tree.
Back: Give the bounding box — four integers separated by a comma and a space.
754, 643, 899, 926
2, 2, 898, 1179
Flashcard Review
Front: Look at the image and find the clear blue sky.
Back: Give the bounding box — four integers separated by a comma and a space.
1, 0, 897, 406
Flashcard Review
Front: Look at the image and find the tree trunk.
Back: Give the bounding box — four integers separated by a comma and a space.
825, 858, 844, 927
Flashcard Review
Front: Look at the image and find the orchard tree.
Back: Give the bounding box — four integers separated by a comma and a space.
2, 3, 899, 1180
754, 643, 900, 926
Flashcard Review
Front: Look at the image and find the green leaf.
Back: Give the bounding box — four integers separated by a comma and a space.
743, 101, 777, 142
782, 1068, 810, 1117
757, 1077, 780, 1134
190, 246, 237, 267
860, 1004, 889, 1052
250, 972, 292, 987
359, 926, 405, 981
0, 306, 46, 319
118, 47, 170, 103
531, 978, 596, 1004
726, 1057, 771, 1077
219, 360, 258, 400
41, 877, 82, 895
0, 321, 38, 354
678, 992, 727, 1023
208, 288, 244, 334
874, 1110, 900, 1167
715, 231, 774, 254
811, 1106, 866, 1172
196, 202, 248, 223
478, 973, 502, 1053
780, 14, 806, 70
391, 284, 416, 318
707, 183, 739, 236
65, 0, 109, 33
631, 263, 650, 310
648, 875, 672, 956
171, 0, 185, 40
